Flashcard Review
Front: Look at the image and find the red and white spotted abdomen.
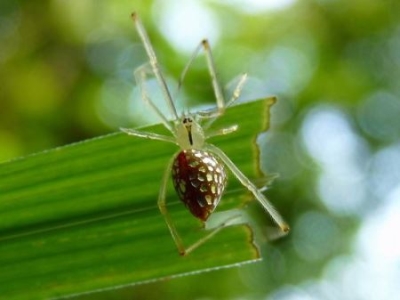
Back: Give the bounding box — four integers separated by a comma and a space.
171, 149, 227, 221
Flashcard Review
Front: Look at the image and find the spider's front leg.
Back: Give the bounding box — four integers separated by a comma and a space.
132, 13, 178, 120
134, 63, 176, 133
120, 128, 176, 144
176, 39, 224, 109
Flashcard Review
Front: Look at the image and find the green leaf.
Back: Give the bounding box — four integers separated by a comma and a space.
0, 97, 275, 299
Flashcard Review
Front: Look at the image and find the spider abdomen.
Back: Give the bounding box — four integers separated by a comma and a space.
172, 149, 227, 221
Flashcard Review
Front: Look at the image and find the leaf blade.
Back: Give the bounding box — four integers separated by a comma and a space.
0, 98, 274, 299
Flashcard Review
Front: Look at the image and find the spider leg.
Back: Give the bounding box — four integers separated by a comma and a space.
202, 40, 225, 112
132, 13, 179, 121
183, 212, 243, 255
176, 39, 225, 113
134, 64, 175, 134
206, 124, 239, 139
177, 39, 246, 126
158, 153, 186, 255
200, 73, 248, 129
120, 128, 176, 144
225, 73, 248, 108
158, 152, 244, 256
201, 72, 248, 116
205, 144, 290, 233
174, 41, 203, 97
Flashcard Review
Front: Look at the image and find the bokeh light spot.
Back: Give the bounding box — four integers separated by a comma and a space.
153, 0, 220, 54
301, 106, 369, 215
293, 211, 339, 262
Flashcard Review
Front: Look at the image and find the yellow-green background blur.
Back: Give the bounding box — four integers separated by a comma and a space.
1, 0, 399, 299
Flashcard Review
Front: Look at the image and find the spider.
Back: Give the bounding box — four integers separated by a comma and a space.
121, 13, 289, 256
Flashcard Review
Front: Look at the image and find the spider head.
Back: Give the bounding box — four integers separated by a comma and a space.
182, 117, 193, 127
176, 115, 205, 149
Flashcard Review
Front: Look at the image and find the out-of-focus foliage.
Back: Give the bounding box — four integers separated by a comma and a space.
1, 0, 399, 299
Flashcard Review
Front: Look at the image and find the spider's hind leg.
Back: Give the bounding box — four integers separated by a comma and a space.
206, 144, 290, 233
158, 153, 186, 255
184, 210, 245, 256
157, 154, 244, 256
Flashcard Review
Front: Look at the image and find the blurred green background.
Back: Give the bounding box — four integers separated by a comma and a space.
1, 0, 400, 299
